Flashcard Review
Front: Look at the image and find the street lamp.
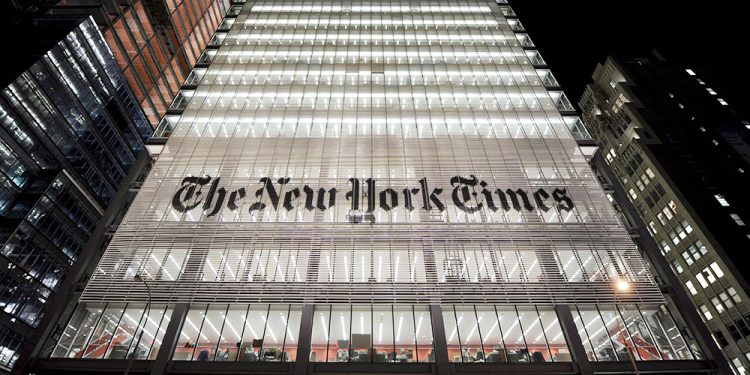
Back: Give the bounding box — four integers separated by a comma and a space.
124, 274, 153, 375
613, 279, 639, 375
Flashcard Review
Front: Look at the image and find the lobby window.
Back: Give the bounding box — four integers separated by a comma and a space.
699, 305, 713, 321
731, 213, 746, 226
311, 305, 433, 363
572, 305, 694, 361
173, 304, 301, 362
444, 305, 570, 363
51, 303, 172, 360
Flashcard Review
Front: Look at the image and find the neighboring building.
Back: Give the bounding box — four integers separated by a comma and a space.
3, 0, 232, 127
0, 16, 153, 372
26, 2, 731, 375
580, 54, 750, 373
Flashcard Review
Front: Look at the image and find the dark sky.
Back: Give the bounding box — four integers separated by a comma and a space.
509, 1, 750, 116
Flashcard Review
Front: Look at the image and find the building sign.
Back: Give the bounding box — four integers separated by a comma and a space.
172, 175, 575, 220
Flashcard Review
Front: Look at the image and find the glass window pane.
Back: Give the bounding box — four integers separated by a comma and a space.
497, 306, 526, 362
394, 306, 416, 363
51, 303, 103, 358
133, 305, 171, 360
197, 305, 227, 361
538, 307, 570, 362
217, 305, 246, 361
283, 305, 302, 362
456, 306, 482, 362
81, 304, 124, 359
373, 306, 394, 362
576, 307, 616, 361
328, 305, 351, 362
518, 306, 551, 362
261, 305, 288, 361
350, 306, 372, 362
414, 306, 434, 363
241, 304, 268, 361
476, 306, 505, 362
173, 305, 206, 360
642, 306, 694, 360
443, 306, 461, 362
618, 305, 661, 360
310, 306, 330, 362
600, 307, 632, 361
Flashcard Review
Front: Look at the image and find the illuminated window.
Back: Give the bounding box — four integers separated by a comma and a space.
685, 69, 696, 76
706, 88, 717, 96
718, 98, 729, 106
730, 213, 746, 226
711, 297, 725, 313
727, 287, 742, 303
685, 280, 698, 295
699, 305, 713, 320
715, 194, 730, 207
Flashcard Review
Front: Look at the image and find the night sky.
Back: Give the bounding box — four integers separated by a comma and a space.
509, 1, 750, 117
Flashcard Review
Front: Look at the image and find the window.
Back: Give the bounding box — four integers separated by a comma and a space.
706, 88, 717, 96
718, 98, 729, 106
645, 168, 655, 178
719, 292, 735, 309
710, 262, 725, 278
713, 330, 729, 347
696, 273, 709, 288
731, 213, 746, 226
659, 240, 671, 253
680, 220, 693, 234
682, 251, 694, 266
685, 69, 696, 76
671, 260, 684, 274
628, 188, 637, 200
711, 297, 725, 313
686, 281, 698, 295
311, 305, 433, 363
662, 206, 674, 220
699, 305, 713, 321
732, 357, 747, 375
728, 287, 742, 304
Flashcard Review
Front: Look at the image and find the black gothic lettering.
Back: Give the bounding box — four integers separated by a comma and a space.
553, 188, 575, 212
346, 178, 360, 211
419, 178, 445, 212
365, 178, 376, 213
479, 180, 499, 212
402, 188, 420, 211
173, 175, 575, 218
450, 175, 483, 213
283, 187, 300, 211
379, 188, 399, 211
172, 175, 212, 212
227, 188, 246, 211
533, 188, 551, 212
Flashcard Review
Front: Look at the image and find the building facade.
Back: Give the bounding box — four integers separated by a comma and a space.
580, 55, 750, 373
0, 17, 153, 372
32, 2, 730, 375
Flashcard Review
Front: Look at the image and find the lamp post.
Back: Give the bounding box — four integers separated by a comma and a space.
614, 279, 639, 375
124, 274, 153, 375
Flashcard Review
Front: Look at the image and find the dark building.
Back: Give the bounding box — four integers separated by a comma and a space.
3, 0, 232, 127
580, 53, 750, 373
0, 16, 153, 372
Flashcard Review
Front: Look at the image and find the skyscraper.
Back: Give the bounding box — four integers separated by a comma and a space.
580, 54, 750, 374
0, 16, 152, 372
33, 1, 729, 374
